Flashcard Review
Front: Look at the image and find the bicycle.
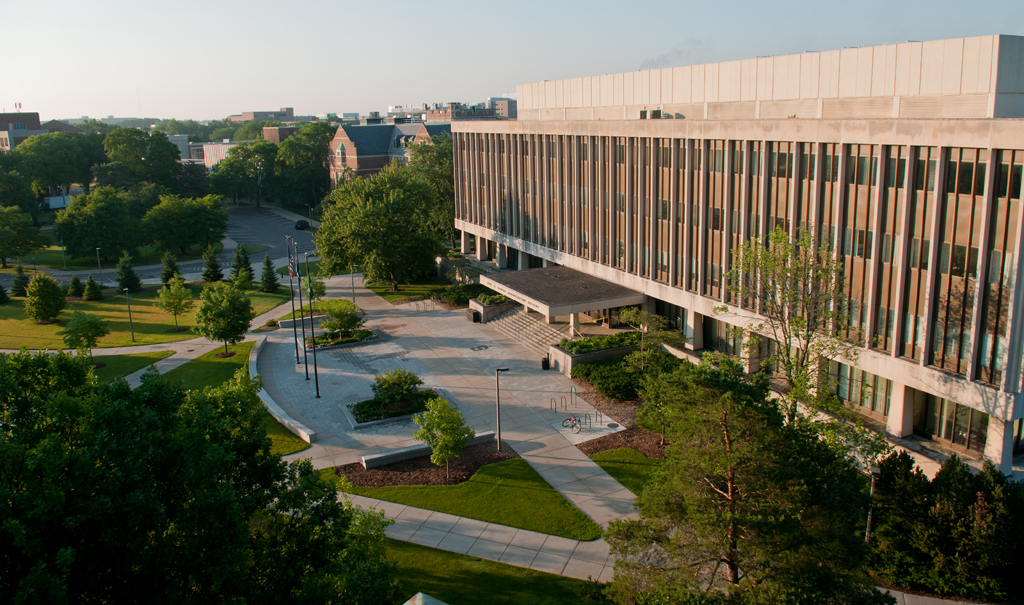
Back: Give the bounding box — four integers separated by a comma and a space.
561, 414, 582, 434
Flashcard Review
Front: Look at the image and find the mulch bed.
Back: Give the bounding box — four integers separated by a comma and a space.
335, 442, 520, 487
572, 377, 642, 428
166, 326, 191, 333
34, 319, 60, 325
214, 351, 237, 359
576, 426, 667, 459
91, 362, 107, 369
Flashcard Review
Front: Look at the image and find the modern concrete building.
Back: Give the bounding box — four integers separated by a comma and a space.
329, 122, 451, 181
453, 34, 1024, 472
227, 107, 315, 123
488, 97, 518, 120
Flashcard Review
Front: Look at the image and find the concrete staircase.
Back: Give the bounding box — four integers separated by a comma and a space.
488, 306, 569, 357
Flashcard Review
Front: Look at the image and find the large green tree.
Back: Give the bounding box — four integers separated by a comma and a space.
24, 274, 66, 323
54, 187, 147, 261
316, 163, 440, 291
0, 207, 46, 268
210, 140, 277, 207
274, 122, 338, 208
12, 132, 81, 195
142, 194, 228, 254
103, 127, 182, 188
194, 283, 255, 355
605, 356, 892, 605
0, 168, 40, 217
0, 351, 400, 604
407, 133, 456, 246
56, 310, 110, 356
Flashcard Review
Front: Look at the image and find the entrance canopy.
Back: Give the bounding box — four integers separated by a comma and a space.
481, 266, 645, 317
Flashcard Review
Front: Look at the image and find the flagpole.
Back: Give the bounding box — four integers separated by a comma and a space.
306, 253, 320, 399
286, 236, 299, 364
295, 240, 309, 380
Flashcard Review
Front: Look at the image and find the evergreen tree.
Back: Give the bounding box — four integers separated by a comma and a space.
0, 282, 9, 305
201, 243, 223, 282
159, 252, 180, 285
230, 244, 252, 281
83, 275, 103, 301
10, 264, 29, 297
259, 253, 279, 293
24, 274, 67, 323
116, 252, 143, 293
68, 275, 85, 297
231, 267, 253, 292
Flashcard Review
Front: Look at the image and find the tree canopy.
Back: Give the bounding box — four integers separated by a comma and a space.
210, 140, 277, 207
0, 207, 46, 269
273, 122, 338, 208
102, 127, 182, 188
407, 133, 456, 246
55, 186, 145, 261
194, 283, 255, 354
142, 194, 228, 254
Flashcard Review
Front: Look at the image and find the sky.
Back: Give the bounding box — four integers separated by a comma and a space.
6, 0, 1024, 122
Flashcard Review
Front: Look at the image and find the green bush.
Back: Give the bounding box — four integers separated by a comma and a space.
476, 293, 511, 306
558, 331, 642, 355
571, 350, 682, 401
349, 389, 435, 423
436, 283, 495, 307
318, 299, 363, 337
306, 329, 373, 349
371, 369, 423, 404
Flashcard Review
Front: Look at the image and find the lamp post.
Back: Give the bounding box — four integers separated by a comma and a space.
60, 234, 66, 268
865, 465, 881, 544
286, 236, 300, 364
295, 240, 309, 380
123, 288, 135, 342
306, 253, 320, 399
96, 248, 102, 286
495, 368, 509, 452
350, 264, 358, 304
308, 204, 313, 222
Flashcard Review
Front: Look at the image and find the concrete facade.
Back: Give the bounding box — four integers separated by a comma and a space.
454, 34, 1024, 472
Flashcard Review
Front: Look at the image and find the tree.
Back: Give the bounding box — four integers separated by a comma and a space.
274, 122, 338, 208
83, 275, 103, 300
259, 253, 279, 293
605, 357, 892, 605
194, 282, 255, 355
413, 397, 475, 479
0, 282, 8, 305
56, 310, 110, 357
12, 131, 81, 194
68, 275, 84, 297
55, 186, 146, 261
0, 169, 37, 216
10, 264, 29, 297
0, 206, 46, 268
232, 119, 282, 142
116, 251, 143, 293
617, 306, 676, 373
319, 300, 363, 337
202, 243, 224, 282
210, 140, 277, 207
231, 244, 253, 280
143, 194, 228, 254
0, 351, 401, 604
408, 133, 456, 246
24, 274, 67, 323
154, 273, 195, 329
636, 378, 671, 445
176, 162, 210, 197
159, 251, 180, 285
232, 266, 254, 292
317, 164, 440, 291
103, 127, 182, 187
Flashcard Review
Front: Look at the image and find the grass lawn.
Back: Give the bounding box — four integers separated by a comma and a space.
334, 458, 603, 541
0, 286, 290, 350
162, 341, 255, 390
589, 448, 664, 497
367, 278, 451, 304
275, 259, 349, 277
263, 409, 309, 456
92, 351, 174, 383
385, 539, 597, 605
1, 234, 226, 274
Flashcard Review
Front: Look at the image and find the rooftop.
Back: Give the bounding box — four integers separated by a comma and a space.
481, 267, 644, 317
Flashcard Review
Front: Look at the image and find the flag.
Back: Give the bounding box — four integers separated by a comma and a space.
288, 250, 295, 279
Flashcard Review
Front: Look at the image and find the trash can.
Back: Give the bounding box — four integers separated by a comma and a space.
541, 357, 550, 370
467, 309, 480, 323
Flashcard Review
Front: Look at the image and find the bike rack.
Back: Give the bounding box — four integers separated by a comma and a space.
583, 413, 591, 428
550, 397, 566, 411
561, 395, 567, 410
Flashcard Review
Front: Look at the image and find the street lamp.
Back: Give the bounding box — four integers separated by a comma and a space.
285, 236, 300, 365
123, 288, 135, 342
305, 252, 320, 399
350, 264, 359, 304
308, 204, 313, 222
96, 248, 102, 286
495, 368, 509, 452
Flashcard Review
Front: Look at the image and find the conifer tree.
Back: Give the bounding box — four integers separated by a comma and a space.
259, 253, 279, 293
0, 282, 9, 305
68, 275, 85, 297
159, 252, 180, 285
201, 244, 223, 282
230, 244, 252, 281
10, 264, 29, 297
83, 275, 103, 301
116, 252, 143, 293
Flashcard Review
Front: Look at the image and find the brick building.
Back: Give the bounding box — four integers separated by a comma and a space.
329, 122, 450, 181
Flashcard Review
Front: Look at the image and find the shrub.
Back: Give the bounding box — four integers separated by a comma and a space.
348, 389, 434, 423
83, 275, 103, 301
24, 274, 67, 323
10, 264, 29, 297
477, 293, 511, 306
68, 275, 85, 297
436, 283, 495, 307
571, 350, 682, 401
116, 252, 142, 293
319, 299, 363, 337
558, 331, 642, 355
371, 369, 422, 404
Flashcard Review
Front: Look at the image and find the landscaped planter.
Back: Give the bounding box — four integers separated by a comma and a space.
548, 343, 640, 377
304, 328, 378, 351
343, 387, 455, 431
469, 298, 518, 323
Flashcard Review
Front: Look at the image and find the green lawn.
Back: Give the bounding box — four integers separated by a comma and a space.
275, 259, 350, 277
0, 285, 290, 350
367, 278, 451, 304
335, 458, 602, 541
1, 235, 226, 274
589, 448, 664, 497
263, 409, 310, 456
385, 539, 597, 605
162, 341, 255, 390
92, 351, 174, 383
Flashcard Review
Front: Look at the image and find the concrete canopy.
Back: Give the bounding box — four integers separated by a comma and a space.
480, 266, 645, 317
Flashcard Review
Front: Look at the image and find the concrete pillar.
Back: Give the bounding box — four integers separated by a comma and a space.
476, 235, 487, 261
496, 244, 507, 269
545, 313, 554, 325
542, 258, 550, 268
570, 312, 580, 338
741, 331, 761, 374
984, 418, 1015, 475
685, 311, 704, 350
460, 230, 472, 255
885, 382, 915, 438
518, 249, 529, 270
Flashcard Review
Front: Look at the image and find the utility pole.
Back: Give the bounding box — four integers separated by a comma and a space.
286, 236, 300, 364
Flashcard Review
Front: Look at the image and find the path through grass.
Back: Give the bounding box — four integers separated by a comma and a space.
336, 458, 602, 541
92, 351, 174, 384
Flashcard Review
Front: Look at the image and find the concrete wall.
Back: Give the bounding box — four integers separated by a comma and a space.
469, 298, 518, 323
548, 343, 640, 376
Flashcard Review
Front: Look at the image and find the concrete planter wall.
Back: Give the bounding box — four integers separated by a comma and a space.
469, 298, 519, 323
548, 343, 640, 376
278, 314, 326, 331
248, 336, 318, 444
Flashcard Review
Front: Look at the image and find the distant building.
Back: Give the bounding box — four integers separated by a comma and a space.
201, 140, 244, 170
487, 97, 517, 119
40, 120, 85, 134
167, 134, 189, 160
0, 112, 43, 151
329, 122, 450, 181
424, 102, 496, 123
227, 107, 315, 123
263, 126, 301, 144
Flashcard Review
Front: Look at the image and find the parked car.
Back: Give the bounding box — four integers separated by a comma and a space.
294, 220, 310, 230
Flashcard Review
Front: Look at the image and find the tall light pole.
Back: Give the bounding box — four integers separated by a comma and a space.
350, 264, 358, 304
123, 288, 135, 342
306, 253, 320, 399
295, 239, 309, 380
495, 368, 509, 452
285, 236, 300, 364
96, 248, 102, 286
60, 234, 66, 268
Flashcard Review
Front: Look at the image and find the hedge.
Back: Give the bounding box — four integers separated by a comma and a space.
558, 331, 642, 355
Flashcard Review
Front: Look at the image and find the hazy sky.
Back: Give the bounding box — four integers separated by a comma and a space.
6, 0, 1024, 121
